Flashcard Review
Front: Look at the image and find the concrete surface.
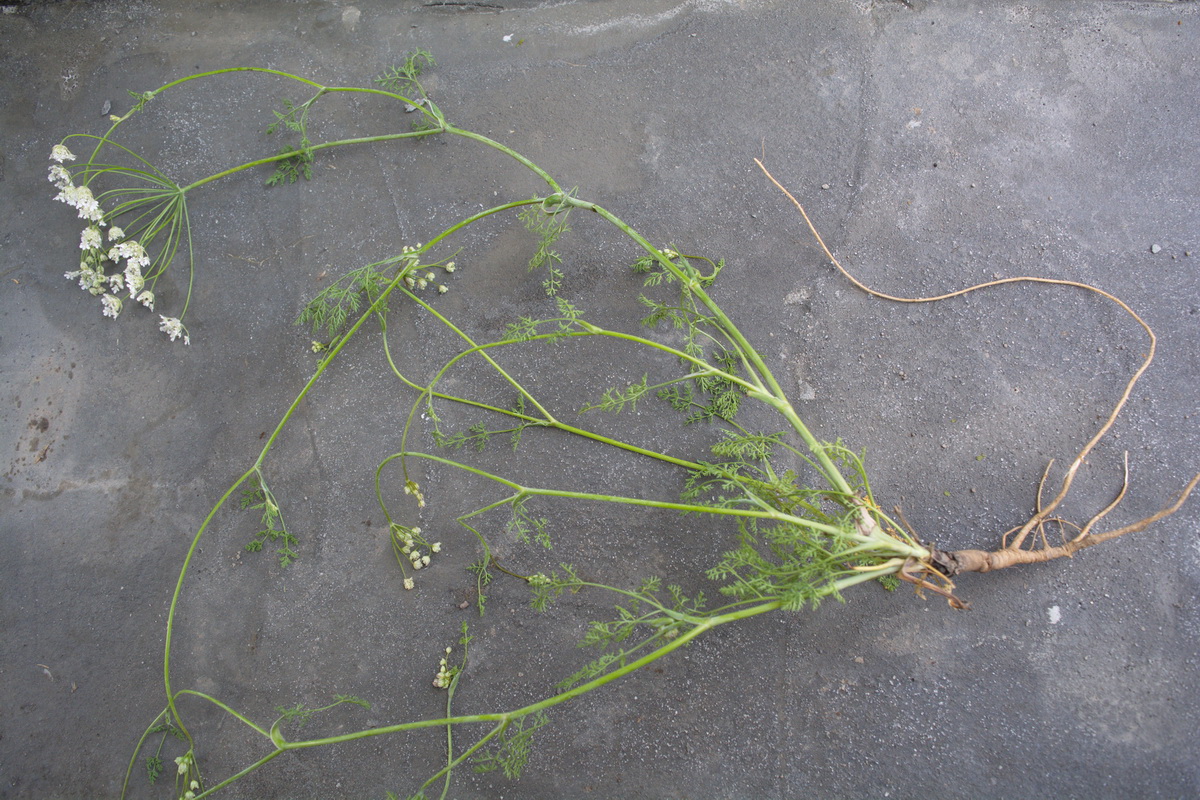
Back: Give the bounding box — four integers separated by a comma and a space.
2, 1, 1199, 798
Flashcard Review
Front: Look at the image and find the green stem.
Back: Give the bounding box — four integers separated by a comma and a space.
563, 196, 857, 498
444, 124, 563, 194
391, 305, 708, 472
175, 690, 271, 739
178, 131, 439, 194
272, 600, 781, 754
393, 451, 852, 538
163, 236, 418, 739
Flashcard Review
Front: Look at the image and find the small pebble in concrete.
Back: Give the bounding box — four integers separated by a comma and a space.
1150, 243, 1162, 254
100, 99, 111, 116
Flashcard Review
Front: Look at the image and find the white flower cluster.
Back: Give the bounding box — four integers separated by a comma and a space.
400, 246, 454, 295
404, 268, 445, 293
159, 315, 190, 345
403, 480, 426, 508
51, 145, 186, 342
50, 145, 104, 223
174, 752, 201, 797
393, 523, 442, 590
432, 646, 455, 689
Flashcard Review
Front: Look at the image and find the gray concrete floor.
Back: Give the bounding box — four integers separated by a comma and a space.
2, 1, 1199, 798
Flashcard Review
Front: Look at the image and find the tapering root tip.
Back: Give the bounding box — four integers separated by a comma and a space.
934, 472, 1200, 577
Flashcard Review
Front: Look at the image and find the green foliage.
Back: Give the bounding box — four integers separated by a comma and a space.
706, 513, 873, 611
275, 695, 371, 730
472, 712, 550, 780
437, 422, 491, 452
692, 350, 746, 423
265, 98, 316, 186
633, 251, 745, 424
296, 261, 392, 339
435, 396, 535, 454
710, 429, 784, 462
501, 298, 589, 345
265, 142, 314, 186
142, 719, 186, 786
503, 315, 540, 343
265, 97, 305, 137
877, 574, 901, 591
467, 558, 493, 613
375, 49, 436, 96
240, 471, 298, 567
518, 198, 572, 295
125, 88, 155, 115
528, 564, 582, 612
508, 497, 551, 548
553, 297, 583, 336
555, 578, 707, 691
510, 395, 528, 450
630, 247, 722, 289
581, 373, 649, 414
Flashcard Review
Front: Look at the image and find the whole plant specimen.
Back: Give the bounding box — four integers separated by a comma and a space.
48, 54, 1196, 800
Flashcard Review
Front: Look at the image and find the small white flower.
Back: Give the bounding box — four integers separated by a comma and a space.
431, 542, 441, 553
445, 646, 452, 655
108, 226, 125, 242
107, 274, 126, 293
417, 279, 428, 290
411, 527, 421, 535
190, 781, 200, 791
403, 577, 415, 590
437, 284, 448, 294
421, 555, 431, 566
80, 226, 103, 250
412, 560, 423, 570
55, 184, 104, 223
444, 261, 456, 273
73, 267, 106, 295
101, 294, 122, 319
50, 144, 76, 163
109, 240, 150, 270
48, 164, 73, 188
125, 264, 144, 294
136, 290, 155, 310
159, 315, 189, 343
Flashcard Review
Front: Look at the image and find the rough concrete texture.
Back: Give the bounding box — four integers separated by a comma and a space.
2, 1, 1199, 798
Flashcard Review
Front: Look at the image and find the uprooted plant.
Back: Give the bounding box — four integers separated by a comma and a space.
50, 53, 1198, 799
